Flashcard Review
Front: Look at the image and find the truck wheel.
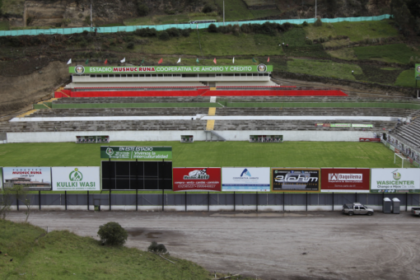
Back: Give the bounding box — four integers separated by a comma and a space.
348, 212, 354, 216
368, 212, 373, 216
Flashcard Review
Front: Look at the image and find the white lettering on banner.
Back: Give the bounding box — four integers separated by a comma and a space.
230, 66, 252, 71
328, 173, 363, 182
90, 67, 112, 72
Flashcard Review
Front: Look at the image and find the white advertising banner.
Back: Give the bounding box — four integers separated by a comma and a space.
2, 167, 51, 190
52, 167, 100, 191
222, 167, 270, 192
371, 168, 420, 193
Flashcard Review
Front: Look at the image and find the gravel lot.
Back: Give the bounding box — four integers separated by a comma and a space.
7, 211, 420, 280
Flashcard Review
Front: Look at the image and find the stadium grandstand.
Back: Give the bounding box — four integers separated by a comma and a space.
0, 63, 419, 165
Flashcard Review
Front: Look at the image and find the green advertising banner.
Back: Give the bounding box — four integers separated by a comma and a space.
70, 64, 273, 75
330, 123, 351, 128
0, 168, 3, 190
101, 146, 172, 160
416, 64, 420, 81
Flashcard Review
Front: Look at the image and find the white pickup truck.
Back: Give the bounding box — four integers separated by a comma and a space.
411, 207, 420, 216
342, 202, 374, 216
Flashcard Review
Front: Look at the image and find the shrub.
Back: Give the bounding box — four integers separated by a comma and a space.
158, 31, 170, 41
208, 23, 218, 33
166, 27, 180, 37
126, 42, 135, 49
148, 241, 167, 253
135, 27, 157, 37
302, 21, 308, 27
137, 3, 149, 16
181, 29, 191, 37
97, 222, 128, 246
314, 18, 323, 27
202, 4, 213, 13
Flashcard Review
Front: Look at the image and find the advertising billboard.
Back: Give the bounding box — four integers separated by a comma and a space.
272, 168, 320, 192
100, 146, 172, 160
222, 168, 270, 192
173, 168, 221, 191
371, 168, 420, 193
52, 167, 100, 191
2, 167, 51, 191
70, 65, 273, 75
321, 168, 370, 193
249, 135, 283, 143
0, 168, 2, 190
416, 64, 420, 81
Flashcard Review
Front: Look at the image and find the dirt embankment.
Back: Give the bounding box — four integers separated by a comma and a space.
0, 61, 69, 117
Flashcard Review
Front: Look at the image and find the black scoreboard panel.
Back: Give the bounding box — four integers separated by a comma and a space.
102, 161, 172, 190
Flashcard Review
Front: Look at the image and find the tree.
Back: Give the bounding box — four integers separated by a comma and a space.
97, 222, 128, 246
0, 185, 31, 222
137, 0, 149, 16
208, 23, 218, 33
391, 0, 414, 34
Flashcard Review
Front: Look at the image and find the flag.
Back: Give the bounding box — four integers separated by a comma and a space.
104, 59, 108, 65
140, 59, 145, 65
232, 57, 235, 64
196, 58, 199, 63
85, 59, 89, 65
252, 57, 256, 63
67, 58, 72, 65
177, 58, 181, 64
158, 58, 163, 64
213, 58, 217, 64
267, 57, 270, 62
120, 57, 126, 63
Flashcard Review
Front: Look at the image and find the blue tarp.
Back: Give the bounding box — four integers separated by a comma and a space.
0, 14, 391, 37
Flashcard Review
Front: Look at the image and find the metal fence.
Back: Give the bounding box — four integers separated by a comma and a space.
0, 14, 391, 37
8, 192, 420, 211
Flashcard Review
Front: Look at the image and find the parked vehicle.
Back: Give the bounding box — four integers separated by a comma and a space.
342, 203, 374, 216
411, 207, 420, 216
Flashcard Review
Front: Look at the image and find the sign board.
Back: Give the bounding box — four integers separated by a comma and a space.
371, 168, 420, 193
416, 64, 420, 81
70, 64, 273, 75
222, 167, 270, 192
272, 168, 320, 192
0, 168, 2, 190
359, 138, 380, 142
352, 124, 373, 128
100, 146, 172, 160
52, 167, 100, 191
173, 168, 221, 191
321, 168, 370, 193
77, 136, 109, 144
181, 135, 194, 143
330, 123, 351, 128
249, 135, 283, 143
2, 167, 52, 191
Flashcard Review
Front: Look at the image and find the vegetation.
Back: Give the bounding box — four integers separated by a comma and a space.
0, 219, 211, 279
98, 222, 128, 246
353, 43, 420, 64
287, 59, 363, 80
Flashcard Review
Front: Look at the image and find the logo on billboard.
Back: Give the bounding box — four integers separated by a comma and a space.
106, 147, 114, 156
328, 173, 363, 182
69, 168, 83, 181
257, 64, 267, 72
75, 65, 85, 75
272, 169, 320, 191
183, 169, 210, 180
392, 170, 401, 180
240, 169, 251, 177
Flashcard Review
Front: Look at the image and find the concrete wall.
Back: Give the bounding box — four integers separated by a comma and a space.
6, 130, 376, 143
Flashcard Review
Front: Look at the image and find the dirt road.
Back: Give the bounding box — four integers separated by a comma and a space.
7, 211, 420, 279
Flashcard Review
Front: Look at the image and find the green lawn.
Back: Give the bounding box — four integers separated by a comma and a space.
395, 69, 417, 87
353, 44, 420, 64
214, 0, 254, 21
304, 20, 398, 42
0, 220, 211, 280
287, 58, 363, 80
0, 141, 401, 168
0, 21, 9, 30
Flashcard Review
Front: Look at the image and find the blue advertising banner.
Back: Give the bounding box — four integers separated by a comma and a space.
222, 167, 270, 192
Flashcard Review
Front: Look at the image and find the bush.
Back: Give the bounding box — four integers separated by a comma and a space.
208, 23, 218, 33
202, 4, 213, 13
302, 21, 308, 27
135, 27, 157, 37
126, 42, 135, 49
137, 3, 149, 16
148, 241, 167, 253
181, 29, 191, 37
158, 31, 170, 40
97, 222, 128, 246
166, 27, 180, 37
314, 18, 323, 27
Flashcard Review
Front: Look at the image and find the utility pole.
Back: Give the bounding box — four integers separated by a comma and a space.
315, 0, 317, 19
90, 0, 93, 28
223, 0, 225, 25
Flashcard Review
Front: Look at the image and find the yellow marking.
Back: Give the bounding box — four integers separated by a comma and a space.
206, 120, 215, 131
206, 107, 216, 130
210, 87, 217, 91
208, 107, 216, 116
17, 109, 38, 118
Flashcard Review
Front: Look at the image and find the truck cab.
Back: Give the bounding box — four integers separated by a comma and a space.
342, 202, 374, 216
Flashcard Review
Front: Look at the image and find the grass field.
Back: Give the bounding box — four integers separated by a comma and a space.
353, 44, 420, 64
287, 59, 363, 80
0, 141, 401, 168
395, 69, 416, 87
0, 219, 211, 280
